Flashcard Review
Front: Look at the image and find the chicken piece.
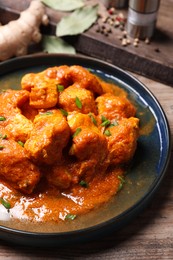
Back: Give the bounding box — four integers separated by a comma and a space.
29, 81, 58, 109
5, 113, 34, 143
24, 109, 70, 165
67, 112, 109, 181
21, 66, 73, 109
0, 89, 33, 142
96, 93, 136, 120
69, 159, 99, 183
0, 89, 29, 109
21, 65, 103, 109
106, 117, 139, 165
45, 159, 97, 189
21, 72, 58, 109
68, 65, 103, 95
67, 112, 99, 139
45, 65, 71, 88
70, 128, 108, 162
21, 66, 71, 90
46, 164, 72, 189
97, 77, 127, 97
0, 129, 41, 194
67, 111, 98, 131
21, 100, 38, 121
21, 73, 36, 91
59, 85, 97, 114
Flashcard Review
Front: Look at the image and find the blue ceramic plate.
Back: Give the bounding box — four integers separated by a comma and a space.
0, 54, 171, 247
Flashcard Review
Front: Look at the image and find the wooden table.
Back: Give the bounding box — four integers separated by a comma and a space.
0, 0, 173, 86
0, 72, 173, 259
0, 0, 173, 258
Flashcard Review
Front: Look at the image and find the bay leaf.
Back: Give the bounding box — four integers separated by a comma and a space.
56, 5, 98, 37
42, 35, 76, 54
41, 0, 84, 11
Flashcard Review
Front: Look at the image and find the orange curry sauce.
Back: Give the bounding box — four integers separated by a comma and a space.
0, 65, 139, 222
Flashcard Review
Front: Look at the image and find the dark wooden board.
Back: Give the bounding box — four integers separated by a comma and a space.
0, 0, 172, 86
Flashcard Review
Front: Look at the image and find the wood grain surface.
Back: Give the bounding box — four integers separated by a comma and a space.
0, 0, 173, 86
0, 0, 173, 259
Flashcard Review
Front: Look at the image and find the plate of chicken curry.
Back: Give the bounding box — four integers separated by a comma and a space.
0, 54, 171, 246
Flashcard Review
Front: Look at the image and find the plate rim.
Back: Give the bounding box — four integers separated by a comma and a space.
0, 53, 171, 246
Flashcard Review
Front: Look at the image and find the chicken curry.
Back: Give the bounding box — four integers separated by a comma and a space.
0, 65, 139, 222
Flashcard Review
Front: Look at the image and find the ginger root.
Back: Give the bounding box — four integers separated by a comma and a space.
0, 0, 49, 61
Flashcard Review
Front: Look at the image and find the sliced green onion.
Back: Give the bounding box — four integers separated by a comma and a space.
57, 84, 64, 92
60, 108, 68, 116
79, 180, 89, 188
0, 198, 11, 210
40, 111, 53, 116
72, 128, 82, 138
101, 119, 111, 127
88, 113, 97, 126
118, 182, 123, 191
0, 116, 6, 121
0, 134, 7, 139
0, 145, 4, 150
118, 175, 125, 191
100, 115, 111, 127
65, 213, 77, 220
17, 141, 24, 147
104, 129, 111, 136
101, 115, 107, 122
75, 96, 82, 109
118, 175, 125, 183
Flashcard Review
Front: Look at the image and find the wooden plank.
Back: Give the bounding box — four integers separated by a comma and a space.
0, 0, 172, 86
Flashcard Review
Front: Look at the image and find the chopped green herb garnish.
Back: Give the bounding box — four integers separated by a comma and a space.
118, 175, 125, 183
0, 116, 6, 121
0, 198, 11, 210
79, 180, 89, 188
65, 213, 77, 220
0, 134, 7, 139
118, 175, 125, 191
118, 182, 123, 191
40, 111, 53, 116
0, 145, 4, 150
60, 108, 68, 117
72, 128, 82, 138
75, 96, 82, 109
101, 119, 111, 127
57, 84, 64, 92
101, 115, 107, 123
17, 141, 24, 147
100, 115, 111, 127
88, 113, 97, 126
104, 129, 111, 136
